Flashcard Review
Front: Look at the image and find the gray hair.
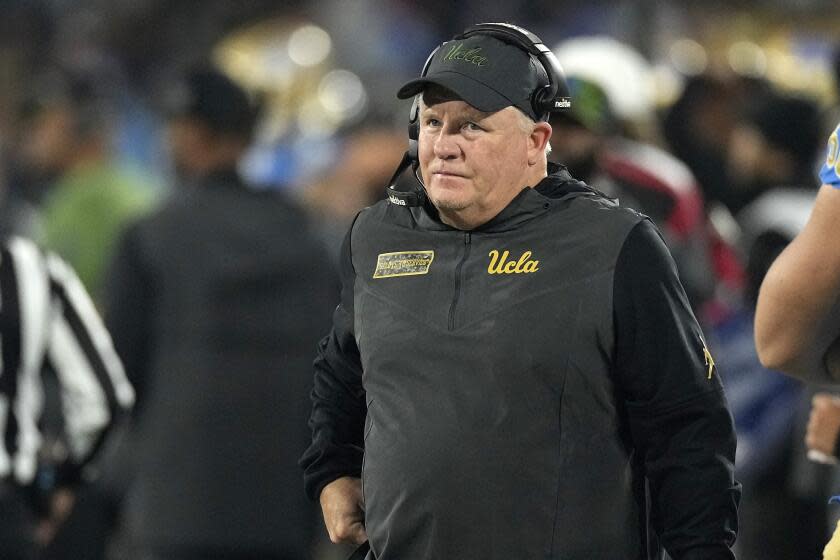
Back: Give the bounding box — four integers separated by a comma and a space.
513, 109, 552, 157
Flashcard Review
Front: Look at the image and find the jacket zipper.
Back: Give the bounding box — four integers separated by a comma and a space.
448, 232, 471, 330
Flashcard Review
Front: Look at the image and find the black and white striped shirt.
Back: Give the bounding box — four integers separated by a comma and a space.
0, 236, 133, 485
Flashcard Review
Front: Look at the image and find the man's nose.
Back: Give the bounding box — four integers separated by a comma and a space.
433, 132, 460, 159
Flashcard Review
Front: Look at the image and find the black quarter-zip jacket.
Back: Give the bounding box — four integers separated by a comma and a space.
301, 165, 740, 560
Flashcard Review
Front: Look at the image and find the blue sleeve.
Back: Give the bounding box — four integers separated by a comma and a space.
819, 124, 840, 188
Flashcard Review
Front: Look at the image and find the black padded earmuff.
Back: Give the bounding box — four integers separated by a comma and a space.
407, 45, 441, 161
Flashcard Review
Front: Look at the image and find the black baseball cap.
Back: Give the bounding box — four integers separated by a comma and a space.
397, 33, 546, 121
162, 68, 258, 138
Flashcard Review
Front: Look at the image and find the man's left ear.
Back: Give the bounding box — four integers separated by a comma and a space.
528, 121, 552, 165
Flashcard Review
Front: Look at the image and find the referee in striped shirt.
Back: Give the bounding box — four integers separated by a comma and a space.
0, 236, 133, 559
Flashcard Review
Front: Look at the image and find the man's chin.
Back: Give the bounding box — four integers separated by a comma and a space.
429, 195, 469, 212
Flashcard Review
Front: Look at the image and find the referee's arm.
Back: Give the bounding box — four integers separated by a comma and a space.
44, 251, 134, 483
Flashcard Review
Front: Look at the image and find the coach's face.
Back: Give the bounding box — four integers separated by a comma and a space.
418, 87, 550, 230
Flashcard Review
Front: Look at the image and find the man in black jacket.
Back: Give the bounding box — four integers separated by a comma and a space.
300, 24, 740, 560
106, 69, 335, 560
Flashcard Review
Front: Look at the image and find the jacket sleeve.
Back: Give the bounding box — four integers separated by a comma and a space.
299, 221, 366, 501
613, 219, 740, 560
44, 250, 135, 484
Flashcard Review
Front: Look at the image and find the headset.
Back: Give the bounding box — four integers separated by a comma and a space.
387, 23, 571, 208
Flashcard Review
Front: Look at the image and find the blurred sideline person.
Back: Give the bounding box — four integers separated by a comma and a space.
17, 68, 156, 302
755, 121, 840, 384
662, 74, 773, 217
727, 92, 822, 222
301, 122, 406, 263
0, 236, 133, 560
662, 75, 739, 213
301, 23, 739, 560
105, 67, 334, 560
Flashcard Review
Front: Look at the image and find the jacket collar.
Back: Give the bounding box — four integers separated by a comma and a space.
410, 163, 609, 233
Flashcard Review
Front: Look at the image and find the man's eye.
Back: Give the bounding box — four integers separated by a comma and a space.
464, 122, 483, 131
425, 118, 441, 127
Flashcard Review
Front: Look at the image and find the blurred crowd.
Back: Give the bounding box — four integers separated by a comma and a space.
3, 1, 840, 559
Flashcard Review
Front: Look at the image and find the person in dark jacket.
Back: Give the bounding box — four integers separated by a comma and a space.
105, 68, 335, 560
300, 23, 740, 560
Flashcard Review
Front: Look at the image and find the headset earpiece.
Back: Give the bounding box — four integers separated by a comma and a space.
408, 96, 420, 162
536, 47, 571, 117
387, 93, 424, 207
406, 45, 443, 163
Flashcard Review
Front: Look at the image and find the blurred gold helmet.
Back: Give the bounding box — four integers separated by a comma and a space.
214, 17, 368, 142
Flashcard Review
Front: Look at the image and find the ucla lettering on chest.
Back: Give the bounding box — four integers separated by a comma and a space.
487, 250, 540, 274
